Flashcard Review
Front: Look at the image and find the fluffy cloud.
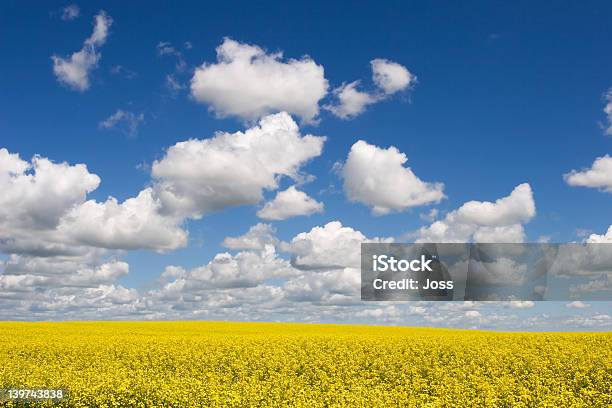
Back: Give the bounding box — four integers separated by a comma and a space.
151, 221, 392, 312
0, 250, 141, 320
257, 186, 323, 220
58, 188, 188, 251
280, 222, 389, 305
586, 226, 612, 243
341, 140, 445, 215
0, 148, 187, 254
52, 11, 112, 91
152, 112, 325, 218
508, 300, 535, 309
283, 221, 366, 270
282, 221, 391, 270
325, 81, 378, 119
415, 183, 535, 243
454, 183, 536, 226
2, 113, 325, 254
371, 58, 415, 95
1, 257, 129, 289
190, 38, 328, 123
0, 148, 100, 233
158, 245, 295, 293
99, 110, 145, 137
564, 155, 612, 192
326, 59, 414, 119
222, 223, 278, 251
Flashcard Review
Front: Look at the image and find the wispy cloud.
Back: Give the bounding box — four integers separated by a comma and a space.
99, 110, 145, 137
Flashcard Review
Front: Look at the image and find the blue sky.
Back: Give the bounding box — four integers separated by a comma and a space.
0, 1, 611, 329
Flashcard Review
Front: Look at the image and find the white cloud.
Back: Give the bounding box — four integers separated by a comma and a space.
564, 155, 612, 192
342, 140, 445, 215
52, 11, 112, 91
282, 221, 391, 270
152, 112, 325, 218
190, 38, 328, 123
371, 58, 415, 95
0, 148, 188, 254
586, 225, 612, 243
257, 186, 323, 221
58, 188, 188, 252
415, 183, 535, 243
282, 267, 360, 304
509, 300, 535, 309
0, 148, 100, 232
464, 310, 481, 318
566, 301, 591, 309
1, 257, 129, 289
1, 114, 325, 254
454, 183, 536, 226
158, 245, 296, 292
0, 250, 141, 320
99, 110, 145, 137
325, 81, 378, 119
326, 60, 414, 119
222, 223, 278, 251
61, 4, 80, 21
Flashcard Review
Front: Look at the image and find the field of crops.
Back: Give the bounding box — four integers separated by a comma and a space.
0, 322, 610, 407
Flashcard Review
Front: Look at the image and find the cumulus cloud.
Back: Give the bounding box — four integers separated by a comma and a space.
371, 58, 415, 95
566, 301, 591, 309
325, 81, 378, 119
159, 245, 296, 292
454, 183, 536, 226
326, 59, 414, 119
509, 300, 535, 309
52, 11, 112, 91
58, 188, 188, 251
222, 223, 278, 251
564, 155, 612, 192
152, 112, 325, 218
61, 4, 80, 21
257, 186, 323, 220
0, 249, 141, 320
190, 38, 328, 123
586, 226, 612, 243
1, 257, 129, 289
0, 148, 100, 233
0, 148, 188, 254
152, 221, 392, 311
415, 183, 535, 243
1, 113, 326, 254
341, 140, 445, 215
282, 221, 391, 270
99, 110, 145, 137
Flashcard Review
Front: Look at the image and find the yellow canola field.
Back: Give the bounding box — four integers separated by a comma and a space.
0, 322, 610, 407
